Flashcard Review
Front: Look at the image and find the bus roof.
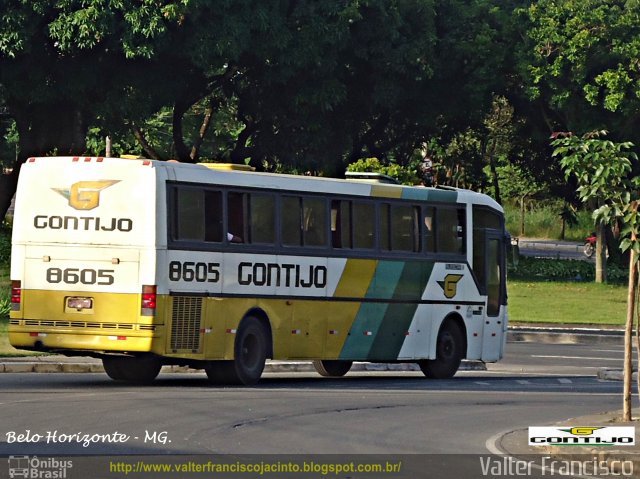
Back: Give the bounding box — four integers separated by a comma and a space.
25, 156, 503, 212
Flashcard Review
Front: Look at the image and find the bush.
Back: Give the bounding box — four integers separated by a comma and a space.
0, 293, 9, 318
508, 256, 627, 283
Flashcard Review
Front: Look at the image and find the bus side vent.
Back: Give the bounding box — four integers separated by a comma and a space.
170, 296, 203, 353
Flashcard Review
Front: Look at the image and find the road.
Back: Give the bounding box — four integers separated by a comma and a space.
0, 341, 626, 458
516, 239, 589, 261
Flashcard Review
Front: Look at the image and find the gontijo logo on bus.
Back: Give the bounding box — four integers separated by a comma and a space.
53, 180, 120, 210
528, 426, 636, 446
33, 180, 133, 232
437, 274, 463, 299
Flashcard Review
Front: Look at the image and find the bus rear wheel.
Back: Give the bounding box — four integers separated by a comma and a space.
102, 356, 162, 383
312, 360, 353, 377
419, 321, 464, 379
206, 319, 269, 386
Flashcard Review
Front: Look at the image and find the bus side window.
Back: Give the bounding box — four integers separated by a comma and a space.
176, 187, 205, 241
391, 204, 419, 252
227, 192, 246, 243
331, 200, 352, 249
303, 197, 327, 247
423, 206, 435, 252
249, 193, 275, 244
381, 203, 419, 252
282, 196, 302, 246
353, 201, 375, 249
204, 190, 223, 242
436, 207, 465, 254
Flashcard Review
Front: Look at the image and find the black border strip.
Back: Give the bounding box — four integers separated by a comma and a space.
167, 291, 485, 307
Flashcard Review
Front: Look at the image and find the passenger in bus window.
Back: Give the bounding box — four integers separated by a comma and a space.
227, 232, 243, 243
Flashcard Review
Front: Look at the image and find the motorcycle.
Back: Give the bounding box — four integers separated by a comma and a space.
583, 232, 596, 258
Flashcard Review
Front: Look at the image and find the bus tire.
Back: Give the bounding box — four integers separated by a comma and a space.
102, 356, 162, 383
204, 361, 236, 384
229, 319, 269, 385
312, 360, 353, 377
419, 320, 464, 379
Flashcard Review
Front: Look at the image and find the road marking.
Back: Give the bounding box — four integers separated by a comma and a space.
557, 378, 572, 384
474, 381, 491, 386
532, 355, 622, 361
516, 379, 532, 385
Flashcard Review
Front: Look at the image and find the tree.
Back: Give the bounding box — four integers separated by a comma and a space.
520, 0, 640, 142
552, 131, 640, 420
496, 163, 545, 237
0, 0, 191, 216
0, 0, 525, 220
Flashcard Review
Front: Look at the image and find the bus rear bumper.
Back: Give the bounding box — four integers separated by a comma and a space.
8, 329, 155, 354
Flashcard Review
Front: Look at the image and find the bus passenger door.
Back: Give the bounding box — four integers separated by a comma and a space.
481, 230, 506, 361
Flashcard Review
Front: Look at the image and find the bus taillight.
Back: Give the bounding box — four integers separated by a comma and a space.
11, 280, 21, 310
141, 285, 157, 316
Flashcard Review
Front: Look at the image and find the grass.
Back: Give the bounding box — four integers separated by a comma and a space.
503, 201, 593, 241
0, 266, 42, 356
508, 280, 627, 326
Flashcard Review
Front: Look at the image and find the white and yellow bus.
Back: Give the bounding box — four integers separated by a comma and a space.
9, 156, 508, 384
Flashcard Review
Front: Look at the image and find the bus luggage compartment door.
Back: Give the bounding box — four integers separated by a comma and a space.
20, 245, 141, 324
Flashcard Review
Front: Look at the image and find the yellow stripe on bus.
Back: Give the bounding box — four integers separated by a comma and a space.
370, 184, 403, 198
333, 259, 377, 298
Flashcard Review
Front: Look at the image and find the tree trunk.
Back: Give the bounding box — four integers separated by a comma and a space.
520, 196, 525, 237
190, 101, 215, 162
132, 124, 162, 161
595, 221, 607, 283
623, 247, 637, 421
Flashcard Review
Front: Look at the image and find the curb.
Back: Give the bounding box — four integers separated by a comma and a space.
597, 368, 636, 382
0, 359, 486, 374
508, 327, 623, 345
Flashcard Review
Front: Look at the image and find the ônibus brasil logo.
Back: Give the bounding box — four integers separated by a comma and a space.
529, 426, 636, 446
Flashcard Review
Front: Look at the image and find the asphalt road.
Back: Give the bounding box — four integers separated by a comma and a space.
0, 341, 627, 458
516, 239, 589, 261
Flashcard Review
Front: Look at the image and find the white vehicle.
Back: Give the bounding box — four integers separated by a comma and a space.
10, 157, 508, 384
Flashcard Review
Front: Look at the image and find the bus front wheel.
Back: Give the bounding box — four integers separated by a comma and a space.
102, 356, 162, 383
312, 360, 353, 377
419, 321, 464, 379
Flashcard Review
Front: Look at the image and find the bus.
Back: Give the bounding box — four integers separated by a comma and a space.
9, 156, 508, 385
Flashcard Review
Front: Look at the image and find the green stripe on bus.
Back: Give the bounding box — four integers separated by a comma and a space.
339, 261, 404, 359
367, 261, 434, 360
401, 188, 458, 203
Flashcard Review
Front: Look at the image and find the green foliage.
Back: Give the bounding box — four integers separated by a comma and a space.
552, 131, 640, 257
0, 230, 10, 265
346, 157, 421, 185
0, 293, 9, 319
509, 256, 627, 283
503, 200, 593, 241
495, 163, 545, 201
520, 0, 640, 140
